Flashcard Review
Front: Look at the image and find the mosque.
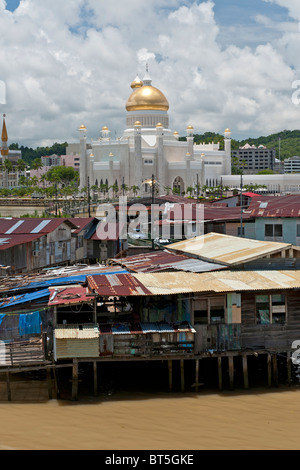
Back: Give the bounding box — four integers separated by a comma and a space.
73, 69, 232, 195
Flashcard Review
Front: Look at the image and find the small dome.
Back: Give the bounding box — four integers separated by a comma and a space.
187, 125, 194, 130
225, 128, 231, 133
79, 124, 87, 131
134, 121, 142, 126
156, 123, 163, 127
131, 75, 143, 89
102, 126, 109, 131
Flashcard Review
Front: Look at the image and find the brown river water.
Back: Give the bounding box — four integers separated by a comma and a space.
1, 375, 300, 450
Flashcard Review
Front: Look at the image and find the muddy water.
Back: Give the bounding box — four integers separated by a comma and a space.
0, 381, 300, 450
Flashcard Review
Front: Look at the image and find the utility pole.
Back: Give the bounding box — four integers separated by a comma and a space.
152, 174, 155, 250
122, 176, 125, 197
87, 176, 91, 217
240, 173, 243, 237
196, 174, 199, 202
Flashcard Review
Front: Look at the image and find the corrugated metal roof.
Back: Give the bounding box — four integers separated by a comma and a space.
48, 286, 92, 306
0, 289, 50, 310
55, 324, 99, 339
0, 233, 44, 251
133, 270, 300, 294
87, 273, 153, 296
248, 194, 300, 218
166, 232, 292, 266
0, 218, 76, 234
111, 250, 226, 273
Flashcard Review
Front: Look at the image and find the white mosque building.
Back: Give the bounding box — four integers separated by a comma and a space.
71, 70, 232, 195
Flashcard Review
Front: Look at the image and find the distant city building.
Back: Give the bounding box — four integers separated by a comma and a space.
41, 154, 61, 167
284, 156, 300, 173
232, 143, 275, 174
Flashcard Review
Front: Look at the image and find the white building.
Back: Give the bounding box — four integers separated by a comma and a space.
71, 70, 232, 195
284, 156, 300, 174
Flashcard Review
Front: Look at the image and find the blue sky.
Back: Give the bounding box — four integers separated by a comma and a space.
1, 0, 300, 146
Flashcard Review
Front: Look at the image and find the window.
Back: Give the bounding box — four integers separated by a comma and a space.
256, 294, 286, 324
297, 224, 300, 237
194, 296, 225, 324
265, 224, 283, 237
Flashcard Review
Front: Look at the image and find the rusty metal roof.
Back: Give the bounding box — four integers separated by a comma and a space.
133, 270, 300, 294
111, 250, 226, 273
0, 218, 76, 234
48, 286, 93, 306
248, 194, 300, 218
87, 273, 153, 296
166, 232, 292, 266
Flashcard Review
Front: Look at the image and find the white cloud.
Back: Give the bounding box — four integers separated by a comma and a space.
0, 0, 299, 148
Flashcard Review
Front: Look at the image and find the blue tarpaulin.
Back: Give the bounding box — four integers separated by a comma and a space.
19, 311, 42, 336
0, 289, 50, 310
0, 314, 5, 326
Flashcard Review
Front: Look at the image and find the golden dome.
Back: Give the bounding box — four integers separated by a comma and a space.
126, 85, 169, 112
102, 126, 109, 131
187, 125, 194, 130
131, 76, 143, 89
79, 124, 87, 131
134, 121, 142, 126
173, 131, 179, 135
156, 122, 163, 127
225, 128, 231, 133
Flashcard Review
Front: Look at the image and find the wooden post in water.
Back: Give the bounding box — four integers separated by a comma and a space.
180, 359, 185, 393
6, 372, 11, 402
267, 353, 272, 388
287, 352, 292, 386
218, 356, 222, 391
228, 356, 234, 390
168, 360, 173, 392
272, 354, 279, 387
242, 354, 249, 390
195, 359, 199, 392
93, 361, 98, 397
72, 359, 79, 401
47, 368, 53, 399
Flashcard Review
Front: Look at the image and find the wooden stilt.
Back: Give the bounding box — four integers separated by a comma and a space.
52, 367, 58, 399
168, 360, 172, 392
267, 353, 272, 388
218, 356, 222, 391
93, 361, 98, 397
47, 368, 53, 400
72, 359, 79, 401
6, 372, 11, 402
229, 356, 234, 390
180, 359, 185, 393
272, 354, 279, 387
287, 352, 292, 386
195, 359, 199, 392
242, 355, 249, 390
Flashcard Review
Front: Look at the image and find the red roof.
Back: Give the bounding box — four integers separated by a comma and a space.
248, 195, 300, 218
0, 218, 76, 235
243, 192, 261, 198
68, 218, 95, 234
87, 273, 152, 296
48, 286, 92, 306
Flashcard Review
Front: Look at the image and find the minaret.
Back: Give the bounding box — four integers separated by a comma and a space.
79, 124, 87, 190
224, 128, 232, 175
1, 114, 8, 158
156, 123, 164, 186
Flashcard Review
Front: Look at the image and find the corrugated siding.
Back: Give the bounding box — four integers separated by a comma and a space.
55, 338, 99, 359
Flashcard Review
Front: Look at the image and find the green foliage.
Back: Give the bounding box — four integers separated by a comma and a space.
8, 142, 68, 165
45, 166, 79, 186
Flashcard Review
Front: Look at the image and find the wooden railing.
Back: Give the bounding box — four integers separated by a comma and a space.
0, 338, 45, 367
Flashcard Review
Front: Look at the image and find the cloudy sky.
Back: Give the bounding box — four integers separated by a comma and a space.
1, 0, 300, 147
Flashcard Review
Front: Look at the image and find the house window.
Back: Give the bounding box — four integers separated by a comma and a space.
194, 296, 225, 325
265, 224, 282, 237
256, 294, 286, 324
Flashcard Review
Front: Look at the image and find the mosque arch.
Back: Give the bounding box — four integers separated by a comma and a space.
173, 176, 185, 194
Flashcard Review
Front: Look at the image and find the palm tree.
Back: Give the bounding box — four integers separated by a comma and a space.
16, 159, 27, 187
130, 185, 140, 197
110, 183, 119, 199
3, 159, 13, 189
31, 158, 43, 181
186, 186, 194, 197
